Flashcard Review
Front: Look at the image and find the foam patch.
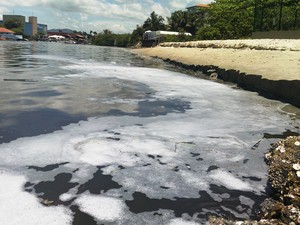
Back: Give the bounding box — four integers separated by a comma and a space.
0, 171, 72, 225
75, 195, 125, 222
209, 169, 253, 191
167, 218, 201, 225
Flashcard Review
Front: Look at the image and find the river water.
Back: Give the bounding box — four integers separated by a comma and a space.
0, 41, 299, 225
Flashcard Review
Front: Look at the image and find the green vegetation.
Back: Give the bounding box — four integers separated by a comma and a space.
167, 10, 206, 35
200, 0, 255, 40
4, 19, 25, 35
197, 0, 299, 40
91, 0, 299, 47
92, 29, 131, 47
142, 11, 166, 31
254, 0, 300, 31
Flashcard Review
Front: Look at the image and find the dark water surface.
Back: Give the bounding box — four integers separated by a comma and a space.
0, 42, 170, 143
0, 41, 299, 225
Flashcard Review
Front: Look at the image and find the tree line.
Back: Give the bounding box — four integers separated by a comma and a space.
92, 0, 299, 47
1, 0, 298, 45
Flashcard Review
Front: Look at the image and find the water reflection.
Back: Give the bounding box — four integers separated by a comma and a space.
0, 42, 175, 143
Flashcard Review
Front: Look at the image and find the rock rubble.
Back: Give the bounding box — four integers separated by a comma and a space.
209, 136, 300, 225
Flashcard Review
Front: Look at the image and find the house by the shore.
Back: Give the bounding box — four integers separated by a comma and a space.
0, 27, 16, 40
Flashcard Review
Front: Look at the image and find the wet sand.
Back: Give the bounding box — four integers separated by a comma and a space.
132, 39, 300, 107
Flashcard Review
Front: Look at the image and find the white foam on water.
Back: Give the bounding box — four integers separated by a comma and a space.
75, 195, 125, 222
167, 218, 201, 225
0, 61, 298, 223
31, 54, 74, 62
59, 193, 74, 202
76, 138, 137, 166
0, 170, 72, 225
180, 170, 209, 190
209, 169, 253, 191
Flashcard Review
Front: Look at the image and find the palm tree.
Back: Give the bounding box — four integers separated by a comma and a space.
143, 11, 166, 31
167, 10, 188, 32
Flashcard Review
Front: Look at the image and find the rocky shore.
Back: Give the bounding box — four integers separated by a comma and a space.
209, 136, 300, 225
132, 39, 300, 108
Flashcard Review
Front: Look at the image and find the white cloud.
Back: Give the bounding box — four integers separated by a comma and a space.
0, 0, 214, 32
0, 6, 9, 18
169, 0, 191, 9
150, 2, 170, 18
80, 13, 88, 22
86, 20, 131, 33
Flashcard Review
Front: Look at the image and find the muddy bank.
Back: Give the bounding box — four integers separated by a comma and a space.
132, 39, 300, 108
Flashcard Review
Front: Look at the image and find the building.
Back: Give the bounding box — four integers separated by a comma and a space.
24, 16, 47, 36
38, 23, 48, 34
47, 29, 84, 43
142, 30, 192, 47
2, 15, 26, 27
186, 4, 210, 12
0, 15, 47, 37
186, 3, 210, 22
29, 16, 37, 36
0, 27, 16, 40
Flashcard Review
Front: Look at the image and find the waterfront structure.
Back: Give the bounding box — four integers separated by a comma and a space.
47, 29, 84, 43
0, 27, 16, 40
0, 15, 47, 36
142, 30, 192, 47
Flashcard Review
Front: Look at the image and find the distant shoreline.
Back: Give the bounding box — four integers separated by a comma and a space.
132, 39, 300, 108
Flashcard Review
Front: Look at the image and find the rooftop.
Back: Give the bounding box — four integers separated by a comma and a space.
0, 27, 14, 34
196, 4, 210, 8
187, 3, 210, 9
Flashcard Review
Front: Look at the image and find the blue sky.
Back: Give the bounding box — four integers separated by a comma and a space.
0, 0, 212, 33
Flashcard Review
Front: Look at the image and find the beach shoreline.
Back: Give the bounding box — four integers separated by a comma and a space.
132, 39, 300, 108
133, 39, 300, 224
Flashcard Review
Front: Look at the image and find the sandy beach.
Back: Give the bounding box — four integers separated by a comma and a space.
133, 39, 300, 81
132, 39, 300, 107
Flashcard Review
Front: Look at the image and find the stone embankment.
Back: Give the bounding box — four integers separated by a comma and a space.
209, 136, 300, 225
132, 39, 300, 108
